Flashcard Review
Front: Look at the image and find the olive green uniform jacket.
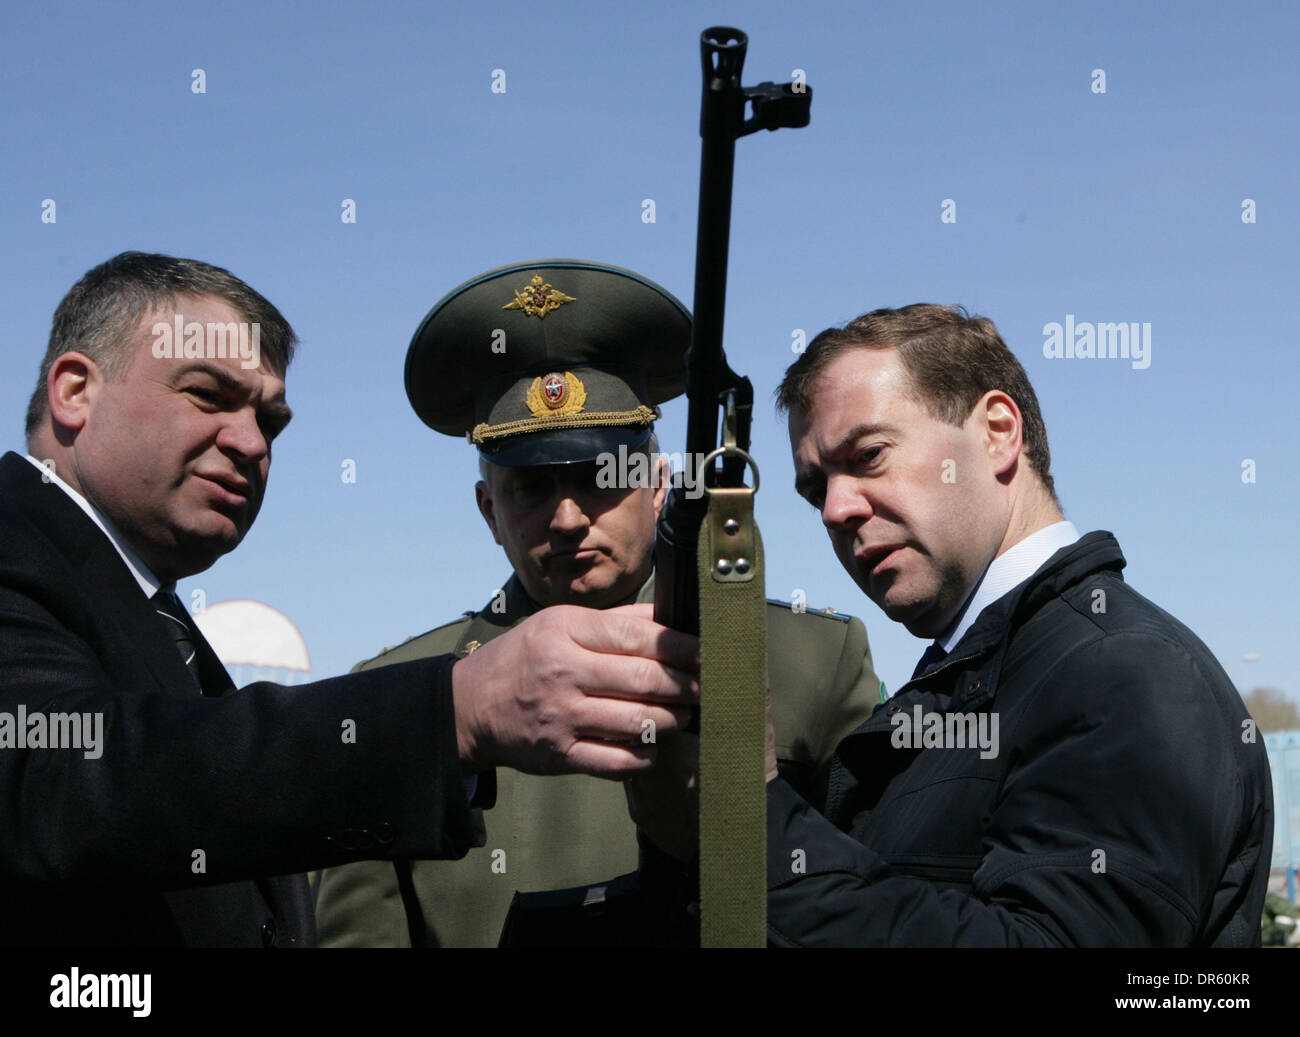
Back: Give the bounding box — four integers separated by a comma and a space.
315, 574, 880, 947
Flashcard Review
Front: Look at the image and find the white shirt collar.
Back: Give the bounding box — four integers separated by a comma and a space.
24, 453, 165, 599
936, 520, 1080, 654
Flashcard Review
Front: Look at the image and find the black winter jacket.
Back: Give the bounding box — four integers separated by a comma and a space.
766, 531, 1272, 946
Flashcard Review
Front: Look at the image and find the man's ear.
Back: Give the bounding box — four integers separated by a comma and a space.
475, 480, 504, 545
979, 390, 1023, 479
47, 352, 99, 434
651, 454, 671, 513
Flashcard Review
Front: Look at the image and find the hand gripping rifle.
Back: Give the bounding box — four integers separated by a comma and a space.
653, 27, 811, 947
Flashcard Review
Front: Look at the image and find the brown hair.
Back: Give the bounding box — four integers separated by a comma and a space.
25, 251, 296, 438
777, 304, 1056, 501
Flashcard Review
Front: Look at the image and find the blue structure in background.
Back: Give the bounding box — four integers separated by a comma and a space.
1265, 729, 1300, 902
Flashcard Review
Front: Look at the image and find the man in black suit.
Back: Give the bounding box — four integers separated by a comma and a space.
0, 251, 697, 946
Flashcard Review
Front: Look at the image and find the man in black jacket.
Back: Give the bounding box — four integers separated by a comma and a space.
759, 303, 1272, 945
0, 251, 696, 946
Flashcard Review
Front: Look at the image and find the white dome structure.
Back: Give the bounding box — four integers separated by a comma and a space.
192, 599, 311, 686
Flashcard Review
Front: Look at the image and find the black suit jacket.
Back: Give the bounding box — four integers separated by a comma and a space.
0, 452, 477, 946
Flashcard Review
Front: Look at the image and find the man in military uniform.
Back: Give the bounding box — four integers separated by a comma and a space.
315, 260, 881, 946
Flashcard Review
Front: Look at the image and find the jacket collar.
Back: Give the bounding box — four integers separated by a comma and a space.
855, 530, 1126, 732
0, 451, 233, 698
19, 452, 164, 597
959, 529, 1124, 658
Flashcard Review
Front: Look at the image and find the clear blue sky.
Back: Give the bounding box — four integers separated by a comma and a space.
2, 0, 1296, 701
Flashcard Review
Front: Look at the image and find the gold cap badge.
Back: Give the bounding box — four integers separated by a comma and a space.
525, 371, 587, 418
502, 274, 576, 318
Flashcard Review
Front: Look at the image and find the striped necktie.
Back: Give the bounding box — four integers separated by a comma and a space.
152, 590, 202, 692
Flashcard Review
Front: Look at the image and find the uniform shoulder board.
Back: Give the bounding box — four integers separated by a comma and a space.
353, 614, 474, 669
765, 596, 855, 622
406, 613, 474, 642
